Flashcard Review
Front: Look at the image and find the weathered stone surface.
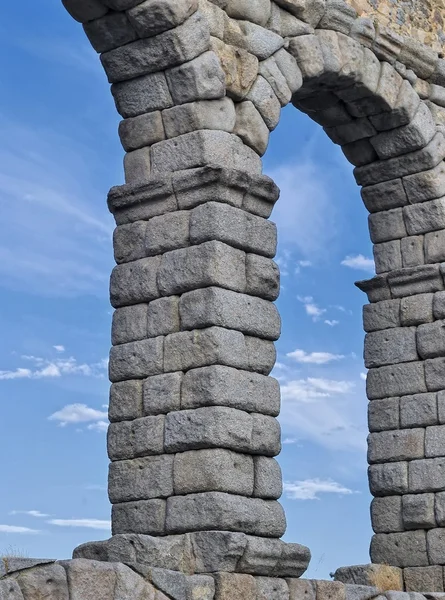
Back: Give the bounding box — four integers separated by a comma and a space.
370, 531, 428, 567
254, 456, 282, 499
112, 72, 173, 118
259, 55, 293, 105
210, 37, 259, 101
162, 98, 235, 139
190, 531, 247, 573
119, 112, 165, 153
110, 256, 161, 308
400, 294, 433, 327
373, 240, 402, 274
368, 209, 407, 243
214, 572, 256, 600
146, 211, 190, 256
109, 454, 174, 503
404, 198, 445, 236
127, 0, 198, 38
388, 265, 444, 298
179, 287, 281, 340
287, 579, 316, 600
368, 429, 425, 464
246, 254, 280, 300
234, 100, 270, 155
364, 327, 417, 368
114, 563, 156, 600
417, 321, 445, 360
106, 533, 188, 569
425, 229, 445, 263
165, 492, 286, 537
425, 357, 445, 391
404, 566, 444, 593
84, 12, 138, 53
403, 161, 445, 204
400, 235, 424, 269
62, 0, 108, 23
239, 21, 284, 61
361, 179, 407, 213
371, 496, 403, 533
316, 580, 345, 600
368, 462, 408, 496
225, 0, 272, 26
427, 529, 445, 564
124, 147, 151, 184
244, 335, 276, 375
109, 380, 143, 422
246, 75, 281, 130
107, 415, 164, 460
367, 362, 426, 400
165, 51, 226, 105
109, 337, 164, 382
255, 577, 289, 600
111, 500, 166, 535
274, 0, 326, 27
143, 372, 182, 415
425, 424, 445, 457
402, 493, 435, 529
368, 397, 400, 433
113, 222, 146, 265
147, 296, 180, 337
112, 304, 148, 345
333, 564, 403, 590
0, 579, 25, 600
64, 560, 116, 600
16, 564, 69, 600
236, 536, 281, 576
400, 393, 438, 428
435, 491, 445, 525
434, 291, 445, 320
173, 448, 255, 495
363, 299, 400, 333
409, 457, 445, 492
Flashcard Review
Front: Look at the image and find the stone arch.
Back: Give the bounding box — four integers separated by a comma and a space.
63, 0, 445, 590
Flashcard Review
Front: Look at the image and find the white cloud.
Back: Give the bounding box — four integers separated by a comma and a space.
53, 345, 65, 353
283, 437, 299, 445
284, 479, 357, 500
0, 354, 107, 382
10, 510, 49, 518
297, 296, 326, 321
0, 368, 33, 381
287, 349, 344, 365
48, 519, 111, 530
49, 404, 108, 427
360, 372, 368, 381
324, 320, 339, 327
341, 254, 375, 274
0, 525, 41, 534
87, 421, 109, 433
281, 378, 354, 403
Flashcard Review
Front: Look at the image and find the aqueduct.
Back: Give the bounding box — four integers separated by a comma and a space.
4, 0, 445, 598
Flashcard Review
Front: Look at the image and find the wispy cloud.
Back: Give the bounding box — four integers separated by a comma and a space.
48, 404, 108, 427
53, 345, 65, 353
10, 510, 49, 518
297, 296, 326, 322
341, 254, 375, 274
360, 372, 368, 381
324, 320, 339, 327
0, 525, 41, 534
48, 519, 111, 530
281, 378, 354, 403
284, 479, 357, 500
0, 354, 107, 381
287, 349, 345, 365
87, 421, 109, 433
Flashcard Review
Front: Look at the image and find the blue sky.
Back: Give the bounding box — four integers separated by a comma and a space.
0, 0, 375, 579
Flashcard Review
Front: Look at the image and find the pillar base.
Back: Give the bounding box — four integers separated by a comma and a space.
72, 532, 310, 578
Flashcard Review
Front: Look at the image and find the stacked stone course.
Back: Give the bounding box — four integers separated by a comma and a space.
55, 0, 445, 595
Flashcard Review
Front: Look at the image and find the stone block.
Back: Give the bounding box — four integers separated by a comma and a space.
274, 0, 325, 27
435, 491, 445, 525
425, 230, 445, 264
371, 496, 403, 533
165, 51, 226, 106
401, 236, 424, 269
417, 321, 445, 359
239, 22, 284, 61
157, 241, 246, 296
333, 564, 403, 590
164, 406, 252, 453
124, 147, 151, 184
368, 462, 408, 496
145, 211, 190, 257
114, 563, 156, 600
151, 130, 262, 175
275, 543, 311, 578
109, 380, 143, 422
73, 541, 108, 561
373, 241, 402, 274
210, 37, 259, 101
108, 455, 174, 503
342, 138, 377, 167
361, 179, 407, 213
147, 296, 180, 338
17, 564, 69, 600
368, 209, 407, 243
114, 222, 147, 264
112, 304, 148, 345
143, 372, 182, 416
236, 536, 282, 576
370, 531, 428, 567
126, 0, 198, 38
367, 362, 426, 400
181, 365, 280, 416
400, 294, 433, 326
109, 337, 164, 382
112, 72, 173, 119
106, 532, 190, 570
400, 393, 438, 428
166, 492, 286, 537
246, 254, 280, 300
112, 500, 166, 535
214, 573, 256, 600
163, 327, 247, 373
409, 458, 445, 492
173, 448, 254, 496
426, 425, 445, 458
326, 118, 376, 146
250, 414, 280, 457
190, 531, 247, 573
63, 560, 116, 600
179, 287, 281, 340
189, 201, 277, 257
246, 75, 281, 130
185, 575, 215, 600
255, 577, 289, 600
107, 415, 164, 460
402, 493, 436, 529
62, 0, 108, 23
403, 161, 445, 204
316, 581, 345, 600
254, 456, 283, 499
371, 102, 435, 160
426, 357, 445, 391
370, 79, 420, 133
362, 300, 400, 333
101, 12, 209, 83
368, 398, 400, 433
347, 61, 401, 118
318, 0, 356, 34
439, 391, 445, 424
162, 98, 235, 139
234, 100, 270, 155
368, 429, 424, 464
245, 335, 276, 375
243, 175, 280, 219
259, 55, 293, 105
404, 198, 445, 236
388, 265, 444, 298
364, 327, 417, 368
84, 12, 137, 53
287, 579, 316, 600
434, 292, 445, 320
226, 0, 272, 26
427, 529, 445, 564
399, 38, 438, 80
356, 275, 391, 303
403, 566, 444, 593
110, 256, 161, 308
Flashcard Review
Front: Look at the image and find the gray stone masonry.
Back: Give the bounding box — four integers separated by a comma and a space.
62, 0, 445, 592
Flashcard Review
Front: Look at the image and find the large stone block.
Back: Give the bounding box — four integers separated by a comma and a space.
110, 256, 161, 308
214, 573, 256, 600
360, 179, 407, 213
434, 291, 445, 320
368, 462, 408, 496
190, 531, 247, 573
83, 12, 138, 53
255, 577, 289, 600
114, 221, 147, 264
333, 564, 403, 590
63, 560, 116, 600
109, 380, 143, 422
0, 579, 25, 599
181, 365, 280, 416
210, 37, 259, 101
109, 337, 164, 382
147, 296, 180, 338
368, 209, 407, 243
173, 448, 254, 496
234, 100, 270, 156
400, 236, 424, 269
101, 12, 209, 83
239, 22, 284, 61
246, 254, 280, 300
151, 130, 262, 175
417, 321, 445, 359
162, 98, 236, 139
400, 393, 438, 428
364, 327, 417, 368
225, 0, 272, 26
425, 229, 445, 264
179, 287, 281, 340
165, 51, 226, 105
404, 198, 445, 236
373, 240, 402, 274
106, 533, 189, 570
388, 265, 444, 298
362, 299, 400, 333
189, 201, 277, 257
143, 372, 182, 415
253, 456, 283, 499
165, 492, 286, 537
425, 357, 445, 391
107, 415, 164, 460
157, 241, 246, 296
367, 362, 426, 400
425, 425, 445, 458
124, 147, 151, 184
112, 500, 166, 535
368, 429, 424, 464
145, 211, 190, 257
403, 566, 444, 593
62, 0, 108, 23
126, 0, 198, 38
114, 563, 157, 600
400, 294, 433, 327
371, 496, 403, 533
316, 581, 345, 600
403, 161, 445, 204
236, 536, 282, 576
427, 528, 445, 564
16, 564, 69, 600
112, 72, 174, 118
245, 335, 276, 375
246, 75, 281, 130
109, 455, 174, 503
435, 491, 445, 526
112, 304, 148, 345
402, 493, 436, 529
409, 457, 445, 492
370, 531, 428, 567
368, 397, 400, 433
